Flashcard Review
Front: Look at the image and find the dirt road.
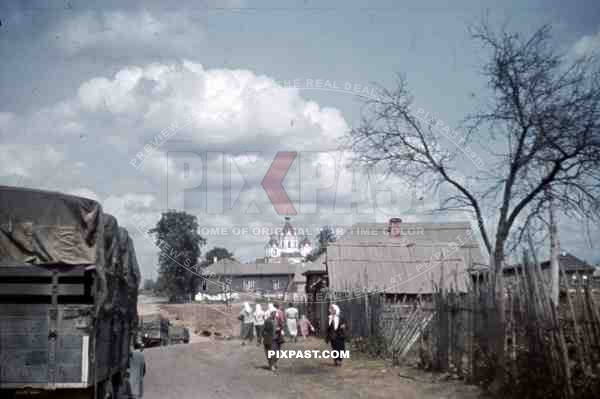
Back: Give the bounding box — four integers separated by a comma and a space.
143, 338, 483, 399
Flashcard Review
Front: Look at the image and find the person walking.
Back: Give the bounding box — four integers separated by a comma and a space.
262, 308, 284, 372
239, 302, 254, 345
269, 303, 285, 337
284, 302, 299, 343
254, 303, 266, 346
298, 314, 315, 340
326, 304, 347, 366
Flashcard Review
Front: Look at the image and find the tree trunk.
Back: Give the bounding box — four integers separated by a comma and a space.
489, 244, 506, 393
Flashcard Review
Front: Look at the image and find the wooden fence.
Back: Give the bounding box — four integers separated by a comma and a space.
312, 260, 600, 398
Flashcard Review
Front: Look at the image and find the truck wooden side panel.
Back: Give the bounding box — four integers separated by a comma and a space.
0, 264, 131, 390
0, 304, 49, 384
0, 186, 142, 395
0, 303, 90, 387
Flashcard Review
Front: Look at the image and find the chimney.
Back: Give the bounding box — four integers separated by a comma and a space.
388, 218, 402, 239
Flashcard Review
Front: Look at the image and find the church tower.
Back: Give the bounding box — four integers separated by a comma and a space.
264, 217, 311, 263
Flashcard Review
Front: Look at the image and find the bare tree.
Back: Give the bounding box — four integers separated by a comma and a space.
350, 23, 600, 296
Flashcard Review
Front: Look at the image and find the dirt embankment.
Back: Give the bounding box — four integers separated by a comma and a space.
160, 302, 242, 339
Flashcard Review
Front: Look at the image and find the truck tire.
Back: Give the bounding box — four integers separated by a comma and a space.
98, 380, 114, 399
115, 378, 131, 399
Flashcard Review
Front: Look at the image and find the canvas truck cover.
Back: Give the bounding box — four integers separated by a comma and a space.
96, 212, 122, 313
118, 227, 141, 330
0, 186, 140, 317
0, 185, 103, 266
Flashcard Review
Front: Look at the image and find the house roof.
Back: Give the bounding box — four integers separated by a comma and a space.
327, 222, 486, 294
204, 258, 324, 277
337, 221, 485, 248
205, 259, 296, 276
541, 252, 595, 273
503, 252, 596, 274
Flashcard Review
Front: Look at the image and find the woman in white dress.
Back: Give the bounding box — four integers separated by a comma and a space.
284, 302, 299, 343
239, 302, 254, 345
253, 303, 266, 346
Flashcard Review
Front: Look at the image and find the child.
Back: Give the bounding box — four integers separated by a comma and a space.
298, 314, 315, 340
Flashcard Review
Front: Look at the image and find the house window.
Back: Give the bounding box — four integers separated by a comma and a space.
273, 280, 281, 290
243, 279, 256, 291
288, 241, 291, 248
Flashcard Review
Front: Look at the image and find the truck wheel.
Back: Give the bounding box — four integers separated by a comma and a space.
115, 376, 130, 399
98, 380, 114, 399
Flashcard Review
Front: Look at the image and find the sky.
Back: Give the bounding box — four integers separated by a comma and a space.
1, 0, 599, 279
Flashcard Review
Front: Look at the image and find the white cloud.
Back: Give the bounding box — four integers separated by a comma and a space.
3, 60, 351, 156
48, 61, 349, 151
573, 30, 600, 59
66, 188, 100, 202
102, 192, 159, 229
51, 10, 203, 57
1, 60, 357, 275
0, 112, 15, 127
0, 145, 65, 178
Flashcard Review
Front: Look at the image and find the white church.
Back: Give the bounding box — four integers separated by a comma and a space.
263, 217, 313, 264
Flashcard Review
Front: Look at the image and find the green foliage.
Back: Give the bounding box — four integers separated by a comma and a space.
142, 278, 156, 291
305, 226, 336, 262
351, 335, 388, 358
317, 226, 336, 247
205, 247, 235, 263
149, 210, 206, 302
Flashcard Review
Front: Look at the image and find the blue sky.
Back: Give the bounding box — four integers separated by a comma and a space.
1, 0, 599, 277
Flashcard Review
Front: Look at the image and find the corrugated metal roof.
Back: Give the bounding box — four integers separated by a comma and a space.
327, 222, 486, 294
336, 221, 483, 246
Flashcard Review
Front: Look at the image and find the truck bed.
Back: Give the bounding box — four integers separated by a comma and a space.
0, 264, 129, 390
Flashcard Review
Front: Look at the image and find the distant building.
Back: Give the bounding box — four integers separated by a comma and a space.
264, 217, 312, 264
202, 258, 320, 297
503, 251, 597, 287
199, 217, 325, 300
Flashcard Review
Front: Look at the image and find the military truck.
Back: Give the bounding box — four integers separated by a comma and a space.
0, 186, 144, 398
138, 314, 169, 348
168, 324, 190, 345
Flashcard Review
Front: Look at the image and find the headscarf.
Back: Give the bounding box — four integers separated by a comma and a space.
243, 301, 252, 314
328, 304, 340, 330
